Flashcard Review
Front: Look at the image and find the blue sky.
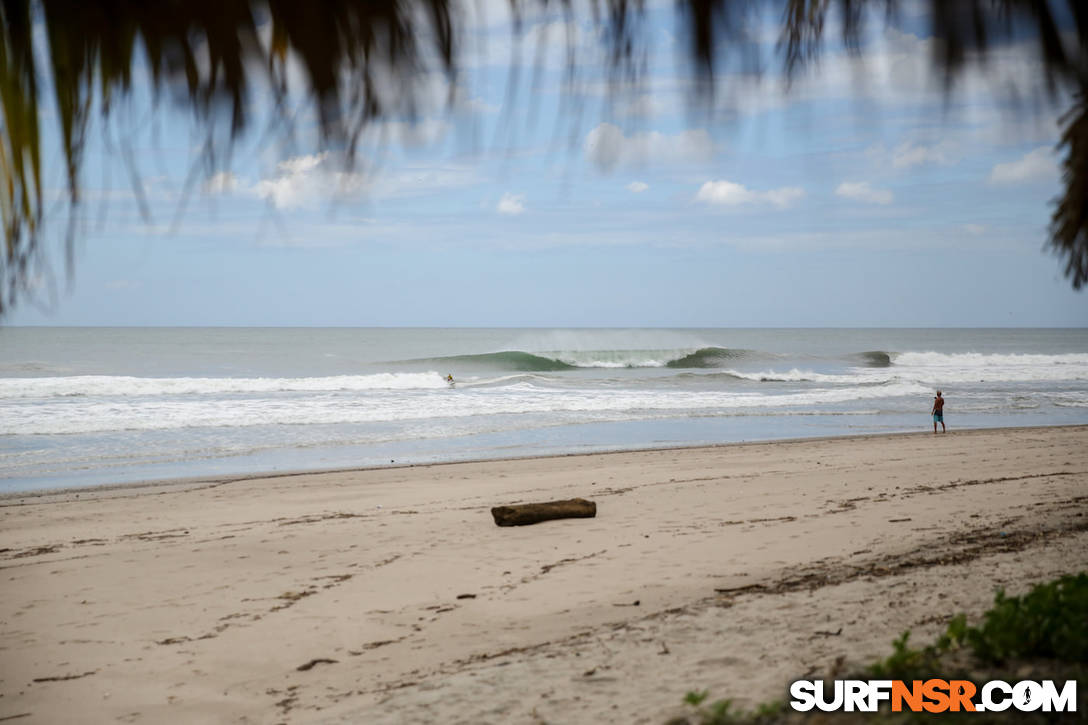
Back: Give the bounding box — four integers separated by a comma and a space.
10, 0, 1087, 327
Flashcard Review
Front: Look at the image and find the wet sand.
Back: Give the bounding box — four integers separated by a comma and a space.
1, 425, 1086, 723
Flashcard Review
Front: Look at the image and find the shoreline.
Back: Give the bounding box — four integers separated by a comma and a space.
1, 424, 1085, 723
4, 422, 1085, 504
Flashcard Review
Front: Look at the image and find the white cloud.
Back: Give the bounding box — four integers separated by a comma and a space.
253, 166, 314, 210
988, 147, 1058, 185
203, 171, 238, 194
278, 153, 326, 175
835, 181, 893, 205
454, 95, 498, 114
695, 180, 805, 208
865, 141, 959, 171
627, 181, 649, 193
584, 123, 715, 171
229, 153, 479, 209
892, 142, 950, 169
497, 192, 526, 215
695, 181, 755, 205
963, 224, 986, 236
252, 152, 369, 210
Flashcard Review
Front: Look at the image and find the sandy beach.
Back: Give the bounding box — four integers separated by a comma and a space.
1, 425, 1086, 723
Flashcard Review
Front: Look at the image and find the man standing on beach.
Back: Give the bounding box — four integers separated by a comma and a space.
932, 390, 946, 434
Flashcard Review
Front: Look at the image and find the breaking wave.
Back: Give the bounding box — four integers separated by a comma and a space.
664, 347, 755, 368
409, 346, 755, 371
855, 350, 894, 367
410, 351, 576, 371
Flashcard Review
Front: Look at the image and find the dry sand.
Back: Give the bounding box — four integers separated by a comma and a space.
1, 426, 1086, 724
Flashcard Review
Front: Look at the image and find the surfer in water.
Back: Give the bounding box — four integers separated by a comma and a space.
446, 374, 455, 387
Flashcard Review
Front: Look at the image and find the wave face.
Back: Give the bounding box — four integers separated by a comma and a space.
856, 351, 893, 367
665, 347, 753, 368
411, 346, 753, 371
413, 351, 576, 372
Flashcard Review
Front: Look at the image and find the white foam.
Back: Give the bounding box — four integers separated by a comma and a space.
896, 351, 1088, 367
1048, 391, 1088, 408
722, 351, 1088, 385
0, 381, 934, 435
893, 351, 1088, 383
0, 372, 449, 399
722, 368, 890, 384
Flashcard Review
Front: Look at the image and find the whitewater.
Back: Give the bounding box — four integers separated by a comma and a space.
2, 327, 1086, 492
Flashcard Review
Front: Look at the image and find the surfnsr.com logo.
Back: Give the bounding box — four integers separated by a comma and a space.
790, 679, 1077, 713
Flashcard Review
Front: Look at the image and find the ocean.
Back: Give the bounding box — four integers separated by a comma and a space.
2, 327, 1086, 493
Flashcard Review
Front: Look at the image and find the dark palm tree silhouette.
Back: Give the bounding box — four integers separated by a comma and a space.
1, 0, 1084, 316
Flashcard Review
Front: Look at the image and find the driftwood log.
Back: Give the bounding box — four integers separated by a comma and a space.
490, 498, 596, 527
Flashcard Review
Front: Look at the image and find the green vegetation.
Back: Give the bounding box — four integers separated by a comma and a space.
670, 573, 1088, 724
870, 572, 1088, 678
669, 691, 785, 725
965, 572, 1088, 665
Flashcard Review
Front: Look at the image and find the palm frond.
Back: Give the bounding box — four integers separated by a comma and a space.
0, 0, 1085, 316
